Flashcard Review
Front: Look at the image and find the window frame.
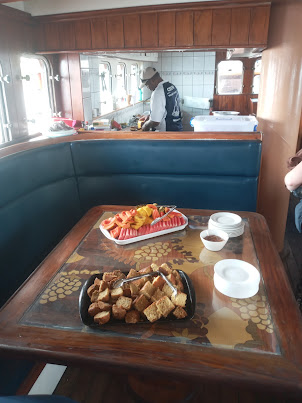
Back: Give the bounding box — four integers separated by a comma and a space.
252, 59, 262, 95
0, 61, 12, 144
216, 60, 244, 95
116, 62, 127, 94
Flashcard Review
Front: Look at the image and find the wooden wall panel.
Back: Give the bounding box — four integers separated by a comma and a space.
193, 10, 212, 46
74, 20, 92, 50
44, 23, 60, 51
67, 54, 84, 121
230, 8, 250, 45
158, 12, 175, 47
59, 22, 75, 51
107, 15, 124, 49
249, 5, 270, 45
124, 14, 141, 48
175, 11, 193, 46
91, 18, 108, 49
141, 13, 158, 48
212, 9, 231, 46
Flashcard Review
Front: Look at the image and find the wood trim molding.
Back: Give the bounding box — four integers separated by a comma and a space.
0, 132, 262, 159
32, 1, 271, 23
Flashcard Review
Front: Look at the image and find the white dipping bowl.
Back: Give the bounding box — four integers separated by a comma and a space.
200, 228, 229, 251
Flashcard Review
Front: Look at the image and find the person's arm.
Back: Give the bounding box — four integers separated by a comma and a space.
284, 161, 302, 191
142, 119, 159, 131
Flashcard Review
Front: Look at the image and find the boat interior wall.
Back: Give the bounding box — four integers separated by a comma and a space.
257, 0, 302, 251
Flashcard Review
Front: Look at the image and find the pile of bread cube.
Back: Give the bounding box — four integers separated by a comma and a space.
87, 263, 188, 325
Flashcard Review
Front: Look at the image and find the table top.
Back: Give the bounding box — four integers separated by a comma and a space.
0, 206, 301, 393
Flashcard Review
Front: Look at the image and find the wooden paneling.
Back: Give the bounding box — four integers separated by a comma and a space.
59, 22, 75, 51
68, 54, 84, 121
141, 13, 158, 48
249, 5, 270, 45
91, 17, 107, 49
74, 20, 92, 50
193, 10, 212, 46
123, 14, 141, 48
212, 9, 231, 46
175, 11, 193, 46
230, 7, 251, 45
44, 23, 60, 51
158, 12, 175, 47
107, 15, 124, 49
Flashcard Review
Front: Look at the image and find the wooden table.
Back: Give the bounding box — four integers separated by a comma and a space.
0, 206, 301, 397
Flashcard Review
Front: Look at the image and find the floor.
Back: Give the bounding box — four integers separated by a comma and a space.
22, 196, 302, 402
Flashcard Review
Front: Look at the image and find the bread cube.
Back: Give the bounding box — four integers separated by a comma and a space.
152, 276, 166, 289
139, 266, 152, 275
167, 273, 177, 285
87, 284, 99, 298
159, 263, 172, 276
98, 280, 109, 292
125, 310, 141, 324
139, 281, 155, 299
134, 294, 150, 312
116, 296, 132, 311
151, 288, 165, 302
151, 263, 159, 272
127, 269, 138, 278
97, 288, 110, 302
172, 270, 182, 283
110, 287, 124, 300
173, 306, 187, 319
103, 272, 118, 282
156, 296, 175, 318
94, 311, 110, 325
112, 304, 127, 320
171, 292, 187, 308
88, 302, 101, 317
123, 285, 131, 297
91, 290, 100, 302
162, 284, 173, 298
144, 302, 161, 323
97, 301, 111, 311
130, 282, 139, 296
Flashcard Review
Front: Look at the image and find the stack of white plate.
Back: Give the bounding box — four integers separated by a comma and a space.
208, 212, 244, 238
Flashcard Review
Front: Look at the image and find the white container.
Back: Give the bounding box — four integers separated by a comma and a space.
200, 229, 229, 251
190, 115, 258, 132
212, 111, 240, 116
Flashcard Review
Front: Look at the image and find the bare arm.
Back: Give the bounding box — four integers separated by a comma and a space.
142, 119, 159, 131
284, 161, 302, 191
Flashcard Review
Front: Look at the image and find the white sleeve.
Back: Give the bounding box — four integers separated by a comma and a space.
150, 86, 166, 123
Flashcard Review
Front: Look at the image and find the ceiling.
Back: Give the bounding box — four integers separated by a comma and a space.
2, 0, 270, 16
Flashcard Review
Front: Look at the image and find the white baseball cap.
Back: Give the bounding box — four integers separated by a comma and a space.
139, 67, 158, 88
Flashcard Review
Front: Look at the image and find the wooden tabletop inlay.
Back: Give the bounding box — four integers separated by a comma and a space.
20, 213, 280, 355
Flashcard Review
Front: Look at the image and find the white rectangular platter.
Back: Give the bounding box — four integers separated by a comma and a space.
99, 210, 188, 245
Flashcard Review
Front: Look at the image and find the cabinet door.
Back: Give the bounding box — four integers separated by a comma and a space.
230, 8, 250, 46
176, 11, 193, 46
212, 9, 231, 46
141, 13, 158, 48
59, 22, 75, 50
194, 10, 212, 46
158, 12, 175, 47
91, 18, 108, 49
44, 23, 60, 51
124, 14, 141, 48
74, 20, 92, 50
249, 6, 270, 45
107, 15, 124, 49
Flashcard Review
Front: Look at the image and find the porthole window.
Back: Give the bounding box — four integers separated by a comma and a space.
217, 60, 244, 95
20, 55, 55, 135
252, 59, 262, 94
99, 62, 113, 115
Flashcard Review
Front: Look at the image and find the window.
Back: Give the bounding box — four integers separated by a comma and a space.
116, 62, 127, 108
20, 55, 55, 135
217, 60, 244, 95
99, 62, 113, 115
252, 59, 262, 94
0, 62, 11, 144
130, 63, 139, 103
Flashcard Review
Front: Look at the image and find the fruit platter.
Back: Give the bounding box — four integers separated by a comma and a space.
99, 204, 188, 245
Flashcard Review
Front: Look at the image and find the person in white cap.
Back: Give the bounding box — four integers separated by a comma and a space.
139, 67, 182, 132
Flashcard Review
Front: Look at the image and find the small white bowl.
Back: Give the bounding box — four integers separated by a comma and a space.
200, 228, 229, 251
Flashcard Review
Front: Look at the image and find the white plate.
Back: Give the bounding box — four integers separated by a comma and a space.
100, 210, 188, 245
214, 259, 260, 298
46, 129, 76, 138
208, 221, 244, 237
210, 212, 242, 227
